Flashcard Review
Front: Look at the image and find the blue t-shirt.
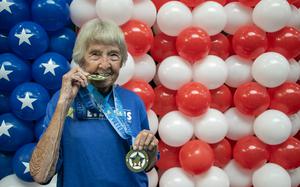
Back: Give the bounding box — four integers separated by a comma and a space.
43, 85, 149, 187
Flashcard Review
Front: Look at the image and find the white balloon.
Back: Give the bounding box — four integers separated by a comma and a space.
194, 166, 230, 187
147, 168, 159, 187
252, 0, 292, 32
289, 113, 300, 136
193, 108, 228, 144
193, 55, 228, 89
289, 166, 300, 187
0, 174, 57, 187
225, 55, 253, 88
70, 0, 97, 27
224, 160, 253, 187
159, 167, 195, 187
158, 56, 192, 90
224, 107, 254, 140
192, 1, 227, 35
115, 53, 135, 85
254, 109, 292, 145
95, 0, 133, 25
133, 54, 156, 83
287, 59, 300, 82
157, 1, 192, 36
158, 111, 194, 147
224, 2, 253, 35
252, 163, 291, 187
287, 5, 300, 30
132, 0, 156, 27
252, 52, 290, 88
147, 109, 158, 134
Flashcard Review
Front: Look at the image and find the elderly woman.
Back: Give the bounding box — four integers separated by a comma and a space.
30, 19, 158, 187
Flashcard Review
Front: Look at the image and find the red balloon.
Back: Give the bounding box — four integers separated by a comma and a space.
233, 136, 270, 169
176, 27, 211, 63
234, 82, 270, 116
239, 0, 260, 7
179, 140, 214, 174
226, 0, 238, 3
122, 80, 155, 110
267, 27, 300, 59
210, 139, 232, 168
269, 137, 300, 170
156, 141, 181, 170
180, 0, 204, 8
268, 82, 300, 115
176, 82, 211, 116
232, 25, 268, 59
150, 33, 177, 63
295, 131, 300, 140
227, 34, 235, 56
152, 0, 172, 10
210, 84, 232, 112
152, 85, 177, 116
207, 0, 227, 5
209, 33, 230, 60
294, 1, 300, 8
121, 20, 153, 57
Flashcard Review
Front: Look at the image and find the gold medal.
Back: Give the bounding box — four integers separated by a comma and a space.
87, 74, 108, 81
126, 148, 149, 172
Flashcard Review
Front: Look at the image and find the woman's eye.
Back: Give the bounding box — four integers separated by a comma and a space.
110, 53, 121, 61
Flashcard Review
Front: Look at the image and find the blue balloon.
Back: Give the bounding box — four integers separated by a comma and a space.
0, 53, 31, 92
10, 82, 50, 121
32, 52, 70, 91
0, 113, 34, 152
0, 32, 11, 53
8, 21, 49, 60
31, 0, 70, 31
49, 28, 76, 60
0, 92, 10, 114
0, 152, 13, 180
34, 116, 47, 140
13, 143, 36, 182
0, 0, 30, 31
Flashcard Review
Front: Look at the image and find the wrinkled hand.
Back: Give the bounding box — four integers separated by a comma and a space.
133, 130, 158, 151
59, 67, 89, 102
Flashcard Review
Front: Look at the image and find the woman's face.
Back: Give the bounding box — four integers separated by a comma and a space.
81, 43, 122, 92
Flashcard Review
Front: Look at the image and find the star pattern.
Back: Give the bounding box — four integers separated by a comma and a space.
0, 0, 14, 14
41, 58, 60, 76
22, 161, 30, 174
0, 120, 13, 137
0, 64, 13, 81
17, 92, 37, 110
14, 28, 34, 46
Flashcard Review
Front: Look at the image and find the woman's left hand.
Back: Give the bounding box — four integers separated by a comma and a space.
133, 130, 158, 151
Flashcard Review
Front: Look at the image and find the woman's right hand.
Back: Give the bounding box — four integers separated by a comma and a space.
59, 67, 89, 103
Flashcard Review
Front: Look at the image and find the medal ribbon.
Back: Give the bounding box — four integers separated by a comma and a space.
77, 84, 133, 141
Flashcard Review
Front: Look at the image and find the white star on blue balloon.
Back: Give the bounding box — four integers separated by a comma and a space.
14, 28, 34, 46
0, 64, 13, 81
17, 92, 37, 110
41, 58, 60, 76
0, 0, 14, 14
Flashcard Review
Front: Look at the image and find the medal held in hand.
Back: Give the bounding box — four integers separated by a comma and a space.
126, 147, 149, 173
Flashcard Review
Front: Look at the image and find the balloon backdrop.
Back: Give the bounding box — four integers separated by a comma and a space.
176, 82, 211, 117
0, 53, 31, 92
176, 26, 211, 62
156, 141, 181, 170
8, 21, 49, 60
158, 111, 194, 147
152, 85, 177, 116
233, 136, 269, 169
121, 19, 153, 57
150, 33, 177, 63
9, 82, 50, 121
132, 54, 156, 83
194, 166, 230, 187
209, 85, 232, 113
122, 79, 155, 111
234, 82, 270, 116
210, 139, 232, 168
209, 33, 230, 60
179, 139, 214, 175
